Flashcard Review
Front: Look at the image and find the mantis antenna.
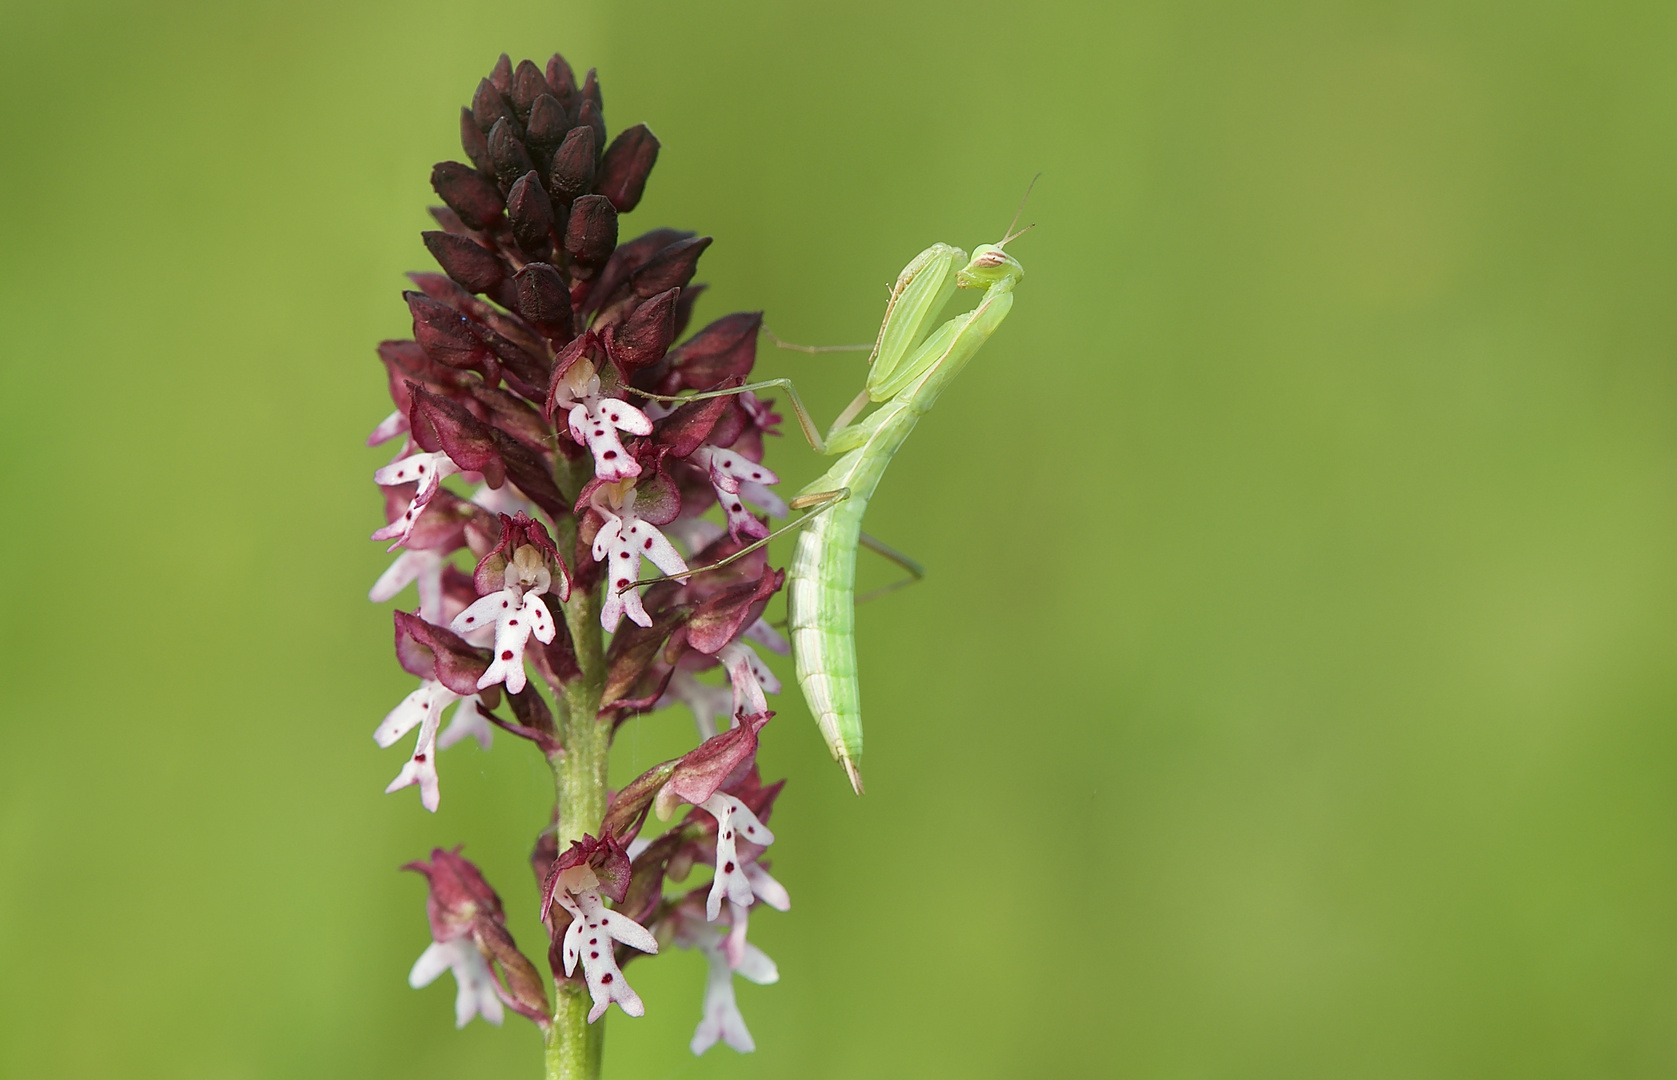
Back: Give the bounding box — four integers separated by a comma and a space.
999, 172, 1041, 248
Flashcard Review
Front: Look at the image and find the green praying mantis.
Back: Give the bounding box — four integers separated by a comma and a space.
630, 193, 1032, 794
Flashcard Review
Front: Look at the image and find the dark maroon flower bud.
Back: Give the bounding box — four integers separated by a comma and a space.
376, 338, 469, 406
505, 171, 554, 258
408, 383, 505, 486
671, 283, 707, 341
464, 382, 550, 452
526, 94, 567, 145
582, 67, 603, 113
430, 161, 505, 231
406, 291, 499, 385
597, 124, 660, 213
548, 125, 597, 202
406, 846, 503, 942
460, 107, 492, 173
658, 312, 763, 393
488, 118, 535, 188
652, 377, 740, 458
394, 611, 493, 697
511, 59, 548, 118
576, 97, 606, 160
605, 287, 679, 373
472, 77, 515, 134
545, 53, 577, 104
489, 54, 513, 92
409, 387, 572, 520
422, 231, 506, 294
584, 227, 691, 314
428, 205, 469, 235
601, 759, 680, 844
683, 566, 785, 656
630, 235, 710, 298
653, 714, 770, 819
474, 917, 553, 1025
406, 272, 546, 364
563, 193, 618, 268
512, 262, 573, 345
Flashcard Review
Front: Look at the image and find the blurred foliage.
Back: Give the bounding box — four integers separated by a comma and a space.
3, 1, 1677, 1077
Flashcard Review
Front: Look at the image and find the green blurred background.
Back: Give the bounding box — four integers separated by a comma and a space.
4, 0, 1676, 1076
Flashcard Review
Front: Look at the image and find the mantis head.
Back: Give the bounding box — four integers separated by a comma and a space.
957, 175, 1036, 290
956, 243, 1024, 289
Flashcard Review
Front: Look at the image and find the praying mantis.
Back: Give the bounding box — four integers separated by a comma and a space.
631, 196, 1032, 794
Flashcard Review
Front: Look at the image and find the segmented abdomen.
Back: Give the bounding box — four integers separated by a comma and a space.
787, 402, 920, 769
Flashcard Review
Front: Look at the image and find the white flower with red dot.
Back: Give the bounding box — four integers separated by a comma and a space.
551, 356, 651, 483
448, 547, 557, 695
370, 451, 460, 549
375, 680, 459, 812
675, 916, 778, 1055
689, 446, 784, 541
717, 641, 779, 722
551, 865, 659, 1023
438, 694, 495, 751
591, 482, 689, 632
368, 408, 409, 447
369, 548, 448, 622
408, 936, 504, 1028
701, 792, 776, 921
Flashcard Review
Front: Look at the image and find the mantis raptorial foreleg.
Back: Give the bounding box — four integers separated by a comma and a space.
623, 488, 850, 591
626, 380, 847, 453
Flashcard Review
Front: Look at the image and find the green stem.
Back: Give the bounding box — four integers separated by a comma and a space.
544, 582, 613, 1080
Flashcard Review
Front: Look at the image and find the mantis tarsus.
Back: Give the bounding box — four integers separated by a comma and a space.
630, 201, 1031, 794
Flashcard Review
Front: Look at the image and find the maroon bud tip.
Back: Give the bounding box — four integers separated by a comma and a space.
597, 124, 661, 213
513, 262, 574, 343
430, 161, 505, 230
545, 54, 577, 101
490, 54, 513, 93
422, 231, 507, 294
488, 117, 535, 188
511, 59, 547, 117
459, 107, 492, 173
527, 94, 567, 145
576, 99, 606, 162
506, 171, 555, 259
630, 235, 710, 298
472, 78, 512, 135
563, 193, 618, 268
549, 126, 597, 202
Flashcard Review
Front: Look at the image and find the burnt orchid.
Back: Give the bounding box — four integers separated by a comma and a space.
361, 53, 807, 1079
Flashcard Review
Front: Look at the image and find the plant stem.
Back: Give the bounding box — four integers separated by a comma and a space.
544, 582, 613, 1080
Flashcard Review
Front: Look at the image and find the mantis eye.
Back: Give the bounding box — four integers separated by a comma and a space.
973, 251, 1010, 268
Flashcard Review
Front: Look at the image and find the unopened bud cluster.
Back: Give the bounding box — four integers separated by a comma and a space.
362, 52, 796, 1057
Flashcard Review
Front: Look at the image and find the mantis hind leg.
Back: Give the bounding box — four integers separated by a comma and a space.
854, 531, 926, 605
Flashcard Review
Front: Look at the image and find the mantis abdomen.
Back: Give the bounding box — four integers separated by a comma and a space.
786, 400, 921, 793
